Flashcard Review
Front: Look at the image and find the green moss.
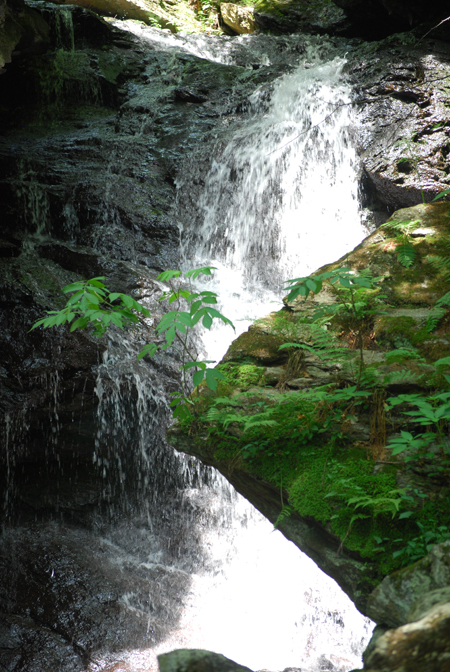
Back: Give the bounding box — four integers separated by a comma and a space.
218, 362, 266, 389
224, 329, 286, 364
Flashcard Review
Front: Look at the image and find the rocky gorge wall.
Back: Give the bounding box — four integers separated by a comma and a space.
2, 0, 450, 670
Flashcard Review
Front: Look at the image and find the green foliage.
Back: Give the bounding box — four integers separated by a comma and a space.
284, 267, 376, 304
30, 268, 234, 419
30, 277, 151, 336
396, 243, 416, 268
380, 219, 420, 268
425, 230, 450, 331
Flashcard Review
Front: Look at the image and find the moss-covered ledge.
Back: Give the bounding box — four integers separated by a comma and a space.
167, 202, 450, 621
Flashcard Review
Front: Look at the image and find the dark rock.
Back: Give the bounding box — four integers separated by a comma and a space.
253, 0, 348, 36
158, 649, 255, 672
0, 0, 50, 72
333, 0, 450, 41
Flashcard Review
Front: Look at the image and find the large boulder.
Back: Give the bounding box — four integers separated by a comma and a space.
366, 541, 450, 628
254, 0, 348, 35
220, 3, 256, 34
363, 601, 450, 672
168, 202, 450, 617
158, 650, 254, 672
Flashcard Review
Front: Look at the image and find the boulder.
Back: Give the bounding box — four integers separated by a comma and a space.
254, 0, 348, 36
48, 0, 198, 32
363, 601, 450, 672
220, 3, 256, 34
158, 650, 255, 672
366, 541, 450, 628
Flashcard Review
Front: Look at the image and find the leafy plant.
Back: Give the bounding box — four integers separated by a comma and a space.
284, 268, 384, 382
426, 232, 450, 331
30, 268, 234, 418
30, 277, 151, 336
380, 219, 420, 268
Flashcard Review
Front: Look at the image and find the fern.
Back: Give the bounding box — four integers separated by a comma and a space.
384, 349, 424, 365
383, 369, 419, 386
426, 291, 450, 333
397, 243, 416, 268
426, 307, 447, 333
381, 219, 420, 234
274, 504, 295, 529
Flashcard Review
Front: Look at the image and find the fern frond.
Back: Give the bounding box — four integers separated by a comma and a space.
381, 219, 420, 234
427, 254, 450, 280
397, 243, 416, 268
385, 349, 424, 365
436, 291, 450, 308
426, 306, 447, 333
383, 369, 419, 386
274, 505, 295, 529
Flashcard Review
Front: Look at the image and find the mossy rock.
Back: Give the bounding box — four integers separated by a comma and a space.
253, 0, 346, 34
222, 328, 287, 365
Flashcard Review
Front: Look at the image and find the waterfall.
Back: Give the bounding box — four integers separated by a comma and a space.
89, 32, 373, 672
0, 19, 376, 672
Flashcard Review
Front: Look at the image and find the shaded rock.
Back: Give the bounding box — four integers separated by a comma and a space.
333, 0, 450, 41
408, 586, 450, 622
352, 48, 450, 212
222, 328, 287, 365
366, 540, 450, 628
50, 0, 179, 31
220, 3, 256, 35
253, 0, 348, 36
0, 0, 49, 72
158, 649, 255, 672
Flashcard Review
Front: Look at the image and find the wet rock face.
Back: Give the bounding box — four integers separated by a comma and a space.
348, 43, 450, 215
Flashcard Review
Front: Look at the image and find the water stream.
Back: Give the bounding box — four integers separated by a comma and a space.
89, 27, 374, 672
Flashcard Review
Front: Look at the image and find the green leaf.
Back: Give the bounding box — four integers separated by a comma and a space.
62, 282, 85, 293
137, 343, 158, 360
190, 300, 202, 315
157, 270, 181, 282
431, 187, 450, 202
176, 312, 194, 328
70, 316, 89, 331
202, 314, 213, 329
185, 266, 217, 280
165, 326, 176, 346
193, 370, 204, 387
397, 243, 416, 268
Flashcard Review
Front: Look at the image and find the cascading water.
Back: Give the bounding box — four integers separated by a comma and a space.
83, 29, 374, 672
177, 43, 370, 358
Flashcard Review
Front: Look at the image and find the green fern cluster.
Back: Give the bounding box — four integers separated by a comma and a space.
426, 233, 450, 332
